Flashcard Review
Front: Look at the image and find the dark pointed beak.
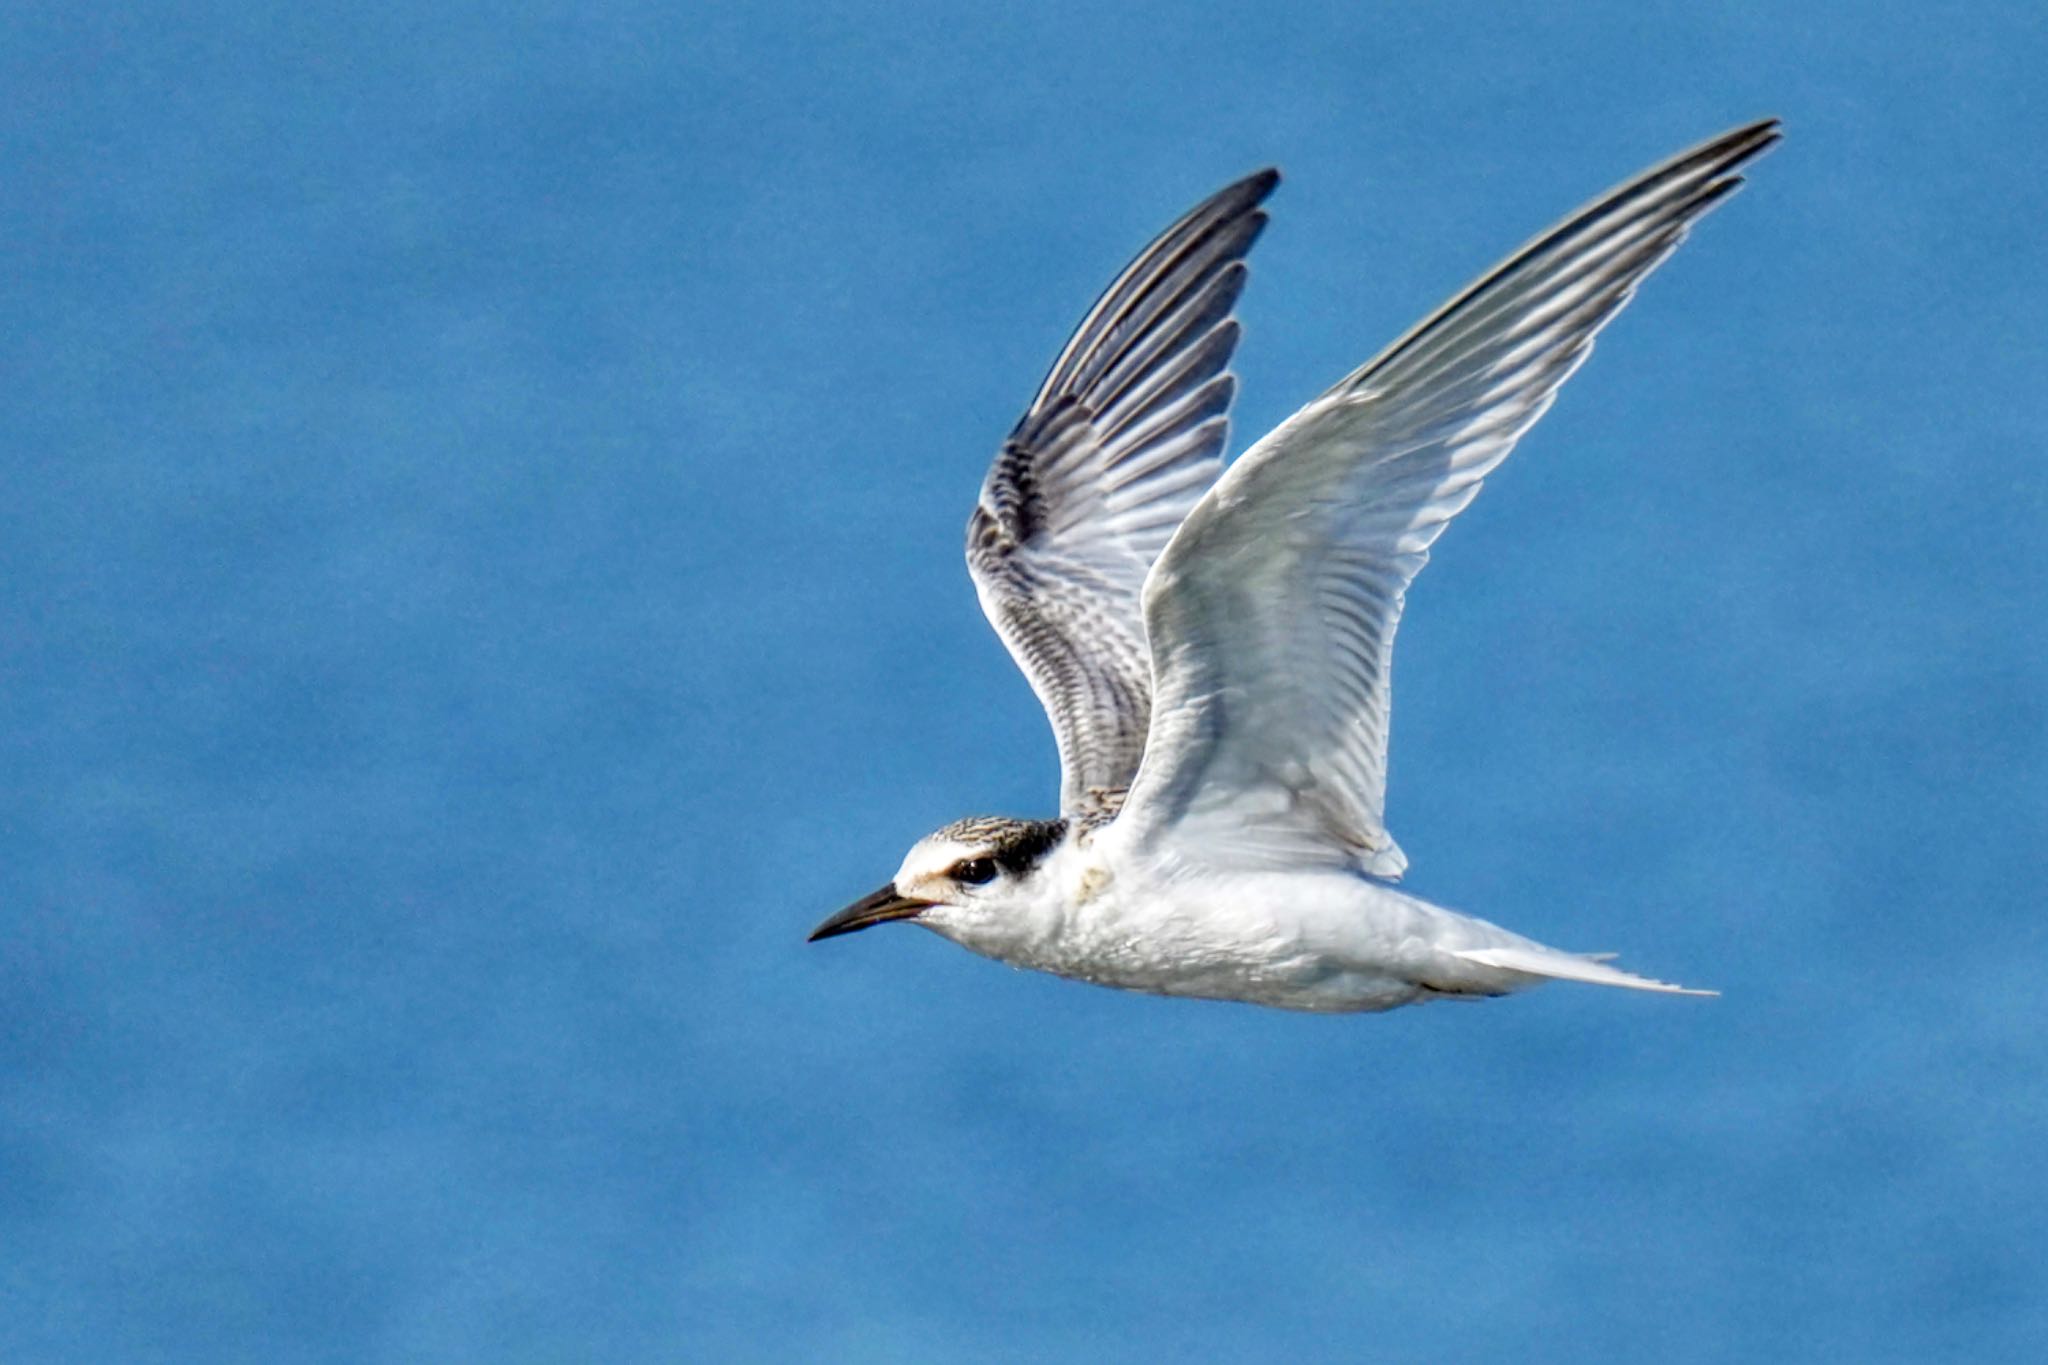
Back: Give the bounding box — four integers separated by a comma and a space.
808, 884, 933, 942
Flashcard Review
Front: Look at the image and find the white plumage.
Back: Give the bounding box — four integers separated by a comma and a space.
813, 121, 1780, 1013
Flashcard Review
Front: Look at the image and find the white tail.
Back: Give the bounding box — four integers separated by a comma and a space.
1452, 947, 1717, 997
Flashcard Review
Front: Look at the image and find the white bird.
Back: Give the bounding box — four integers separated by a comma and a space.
812, 120, 1780, 1012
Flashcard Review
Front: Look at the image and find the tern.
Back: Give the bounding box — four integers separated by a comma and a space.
811, 120, 1780, 1012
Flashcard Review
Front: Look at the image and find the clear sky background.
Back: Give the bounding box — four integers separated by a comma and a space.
4, 2, 2043, 1361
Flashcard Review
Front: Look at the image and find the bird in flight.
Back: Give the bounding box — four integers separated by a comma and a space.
811, 120, 1780, 1012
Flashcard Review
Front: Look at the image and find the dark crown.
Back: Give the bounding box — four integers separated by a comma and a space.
933, 816, 1069, 875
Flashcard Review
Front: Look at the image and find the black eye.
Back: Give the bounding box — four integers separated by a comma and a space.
951, 856, 999, 885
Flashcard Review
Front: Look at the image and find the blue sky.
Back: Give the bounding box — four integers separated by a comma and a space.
3, 2, 2043, 1360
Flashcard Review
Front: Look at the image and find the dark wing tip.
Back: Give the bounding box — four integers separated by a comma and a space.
1196, 167, 1281, 219
1716, 117, 1785, 166
1242, 166, 1282, 199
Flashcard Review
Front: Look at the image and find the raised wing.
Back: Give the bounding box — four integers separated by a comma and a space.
969, 169, 1278, 818
1115, 120, 1781, 875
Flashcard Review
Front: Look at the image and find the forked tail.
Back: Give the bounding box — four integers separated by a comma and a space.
1451, 946, 1716, 996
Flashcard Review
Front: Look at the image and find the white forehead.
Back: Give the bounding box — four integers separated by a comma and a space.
895, 835, 981, 888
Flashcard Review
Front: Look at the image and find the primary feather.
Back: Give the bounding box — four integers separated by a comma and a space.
1114, 120, 1782, 877
967, 169, 1278, 819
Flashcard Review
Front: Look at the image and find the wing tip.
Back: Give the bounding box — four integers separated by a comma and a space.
1234, 166, 1282, 201
1710, 117, 1785, 172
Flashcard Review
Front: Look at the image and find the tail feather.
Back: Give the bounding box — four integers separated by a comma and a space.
1451, 946, 1716, 997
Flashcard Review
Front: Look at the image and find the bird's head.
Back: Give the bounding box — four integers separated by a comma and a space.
809, 816, 1070, 952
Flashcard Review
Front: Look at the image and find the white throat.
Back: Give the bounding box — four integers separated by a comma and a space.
916, 827, 1106, 966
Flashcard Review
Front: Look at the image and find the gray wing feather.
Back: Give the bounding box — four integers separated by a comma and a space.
1117, 120, 1781, 875
969, 169, 1279, 817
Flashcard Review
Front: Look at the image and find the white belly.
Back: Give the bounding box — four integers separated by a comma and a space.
969, 867, 1546, 1013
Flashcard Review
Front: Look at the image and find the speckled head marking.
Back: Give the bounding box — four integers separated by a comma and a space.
930, 816, 1069, 876
809, 815, 1073, 943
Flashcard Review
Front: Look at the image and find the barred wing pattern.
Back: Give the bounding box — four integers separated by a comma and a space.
969, 169, 1279, 818
1118, 121, 1781, 875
